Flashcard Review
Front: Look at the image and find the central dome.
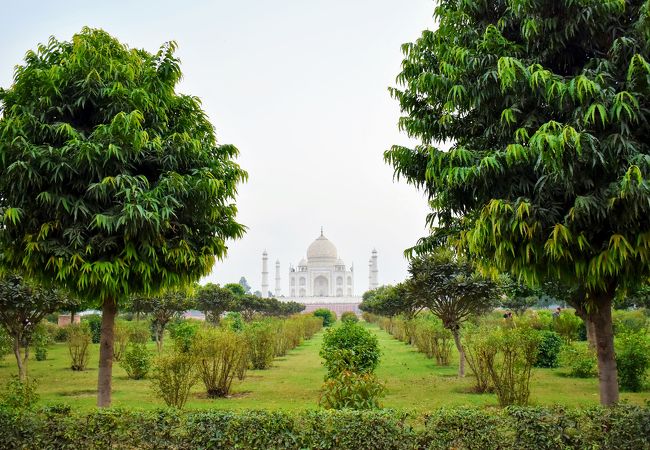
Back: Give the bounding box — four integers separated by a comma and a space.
307, 233, 338, 261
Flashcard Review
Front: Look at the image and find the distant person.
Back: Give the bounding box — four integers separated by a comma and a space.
553, 307, 562, 319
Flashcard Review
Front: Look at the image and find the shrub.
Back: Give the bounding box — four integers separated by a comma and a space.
0, 376, 39, 409
463, 326, 496, 393
151, 351, 198, 409
534, 330, 563, 368
0, 328, 10, 359
82, 314, 102, 344
561, 344, 598, 378
313, 308, 336, 327
120, 344, 152, 380
113, 320, 131, 361
168, 319, 200, 352
222, 312, 245, 332
52, 326, 69, 343
552, 310, 583, 343
245, 321, 276, 370
31, 322, 50, 361
341, 312, 359, 324
486, 327, 540, 406
414, 318, 452, 366
66, 323, 91, 371
320, 322, 380, 378
616, 330, 650, 392
193, 327, 248, 397
319, 370, 386, 410
128, 320, 152, 345
613, 309, 648, 333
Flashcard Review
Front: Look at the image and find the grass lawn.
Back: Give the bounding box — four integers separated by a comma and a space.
0, 322, 648, 412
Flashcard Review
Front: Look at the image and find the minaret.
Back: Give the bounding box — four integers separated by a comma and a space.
261, 250, 269, 298
275, 260, 281, 297
369, 249, 379, 290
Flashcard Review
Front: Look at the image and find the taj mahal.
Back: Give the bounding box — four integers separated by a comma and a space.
260, 229, 378, 314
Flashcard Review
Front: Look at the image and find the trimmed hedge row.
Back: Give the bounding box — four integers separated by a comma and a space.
1, 405, 649, 449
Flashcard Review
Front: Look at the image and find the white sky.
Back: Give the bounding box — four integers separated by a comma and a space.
0, 0, 434, 295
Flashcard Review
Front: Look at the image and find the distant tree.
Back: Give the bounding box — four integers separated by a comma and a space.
500, 276, 540, 315
239, 277, 252, 294
0, 274, 76, 379
237, 294, 264, 321
129, 289, 195, 352
279, 301, 306, 316
195, 284, 236, 324
385, 0, 650, 405
225, 283, 247, 298
407, 249, 500, 377
0, 29, 246, 406
359, 284, 416, 318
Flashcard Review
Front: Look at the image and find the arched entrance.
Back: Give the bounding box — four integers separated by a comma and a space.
313, 275, 329, 296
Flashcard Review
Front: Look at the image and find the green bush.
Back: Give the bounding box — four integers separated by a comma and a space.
313, 308, 336, 327
0, 406, 649, 449
413, 317, 452, 366
31, 322, 51, 361
150, 351, 198, 409
463, 325, 496, 393
340, 311, 359, 324
128, 320, 152, 345
0, 328, 10, 359
616, 330, 650, 392
0, 376, 39, 410
561, 344, 598, 378
120, 344, 152, 380
320, 322, 380, 378
52, 325, 69, 343
553, 310, 583, 343
534, 330, 563, 368
319, 370, 386, 410
168, 319, 200, 352
245, 321, 276, 370
82, 314, 102, 344
613, 309, 649, 333
193, 327, 248, 397
66, 323, 91, 371
113, 319, 131, 361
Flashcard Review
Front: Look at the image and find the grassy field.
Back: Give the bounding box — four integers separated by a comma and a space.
0, 322, 648, 411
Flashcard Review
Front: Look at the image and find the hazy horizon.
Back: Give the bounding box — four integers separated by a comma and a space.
0, 0, 435, 295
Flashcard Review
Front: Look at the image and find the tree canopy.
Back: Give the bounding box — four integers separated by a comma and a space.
359, 284, 414, 318
0, 28, 247, 406
386, 0, 650, 405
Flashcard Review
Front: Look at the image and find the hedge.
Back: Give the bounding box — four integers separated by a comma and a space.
0, 405, 648, 449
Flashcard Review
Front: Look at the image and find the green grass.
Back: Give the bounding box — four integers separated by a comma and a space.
0, 323, 648, 412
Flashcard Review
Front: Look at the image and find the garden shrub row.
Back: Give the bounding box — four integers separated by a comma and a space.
0, 405, 648, 449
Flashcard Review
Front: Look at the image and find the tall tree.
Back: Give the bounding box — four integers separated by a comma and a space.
407, 248, 500, 377
129, 289, 195, 352
386, 0, 650, 405
238, 277, 252, 294
0, 274, 75, 379
0, 28, 246, 406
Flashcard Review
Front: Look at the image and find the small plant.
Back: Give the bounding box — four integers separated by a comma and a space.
245, 322, 276, 370
120, 344, 152, 380
320, 322, 381, 378
319, 370, 386, 410
168, 319, 200, 352
561, 344, 598, 378
534, 330, 563, 368
113, 320, 131, 361
463, 326, 496, 393
0, 327, 10, 359
31, 322, 51, 361
552, 310, 583, 343
1, 376, 39, 409
340, 312, 359, 324
616, 330, 650, 392
67, 323, 91, 371
83, 314, 102, 344
313, 309, 336, 327
151, 351, 198, 409
128, 320, 152, 345
193, 327, 248, 397
414, 318, 453, 366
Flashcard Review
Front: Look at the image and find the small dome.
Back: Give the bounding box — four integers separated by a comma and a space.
307, 233, 338, 261
298, 258, 308, 267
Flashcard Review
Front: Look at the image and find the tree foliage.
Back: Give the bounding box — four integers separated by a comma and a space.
386, 0, 650, 405
359, 284, 415, 318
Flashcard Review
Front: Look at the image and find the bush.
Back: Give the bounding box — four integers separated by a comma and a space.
82, 314, 102, 344
534, 330, 563, 368
413, 318, 452, 366
66, 323, 91, 371
31, 322, 51, 361
113, 319, 131, 361
463, 326, 496, 393
151, 351, 198, 409
616, 330, 650, 392
120, 344, 152, 380
52, 325, 69, 343
319, 371, 386, 410
0, 328, 10, 359
128, 320, 152, 345
313, 308, 336, 327
193, 327, 248, 397
486, 327, 540, 406
1, 376, 39, 409
320, 322, 380, 378
168, 319, 200, 352
561, 344, 598, 378
245, 321, 276, 370
553, 310, 583, 343
613, 309, 649, 333
341, 312, 359, 324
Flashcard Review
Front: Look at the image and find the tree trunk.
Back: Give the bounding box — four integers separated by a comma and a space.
451, 328, 465, 378
586, 320, 597, 349
589, 293, 619, 406
70, 310, 76, 324
13, 338, 26, 381
155, 325, 164, 354
97, 297, 117, 407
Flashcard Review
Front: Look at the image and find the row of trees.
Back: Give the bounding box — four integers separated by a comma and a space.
386, 0, 650, 405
